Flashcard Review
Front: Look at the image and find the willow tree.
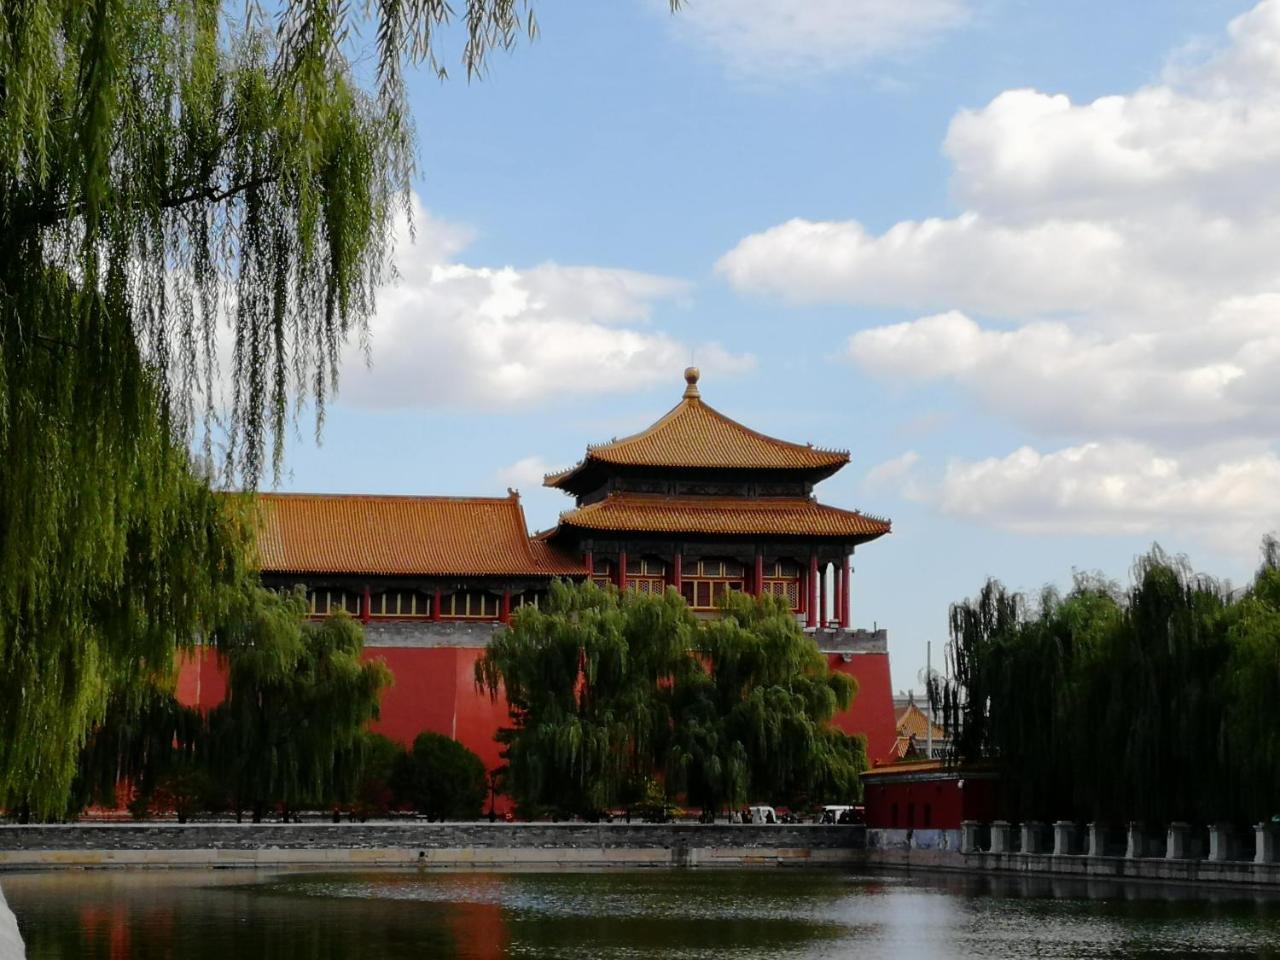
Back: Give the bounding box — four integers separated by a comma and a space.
668, 593, 865, 813
206, 587, 390, 822
0, 0, 549, 816
476, 580, 697, 818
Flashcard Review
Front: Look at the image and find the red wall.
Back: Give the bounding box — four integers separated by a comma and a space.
827, 652, 897, 764
176, 644, 899, 813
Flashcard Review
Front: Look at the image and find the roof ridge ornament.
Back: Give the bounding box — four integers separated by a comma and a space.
682, 366, 701, 400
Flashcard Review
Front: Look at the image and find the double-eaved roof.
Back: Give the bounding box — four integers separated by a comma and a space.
254, 492, 585, 577
544, 368, 849, 491
556, 492, 890, 542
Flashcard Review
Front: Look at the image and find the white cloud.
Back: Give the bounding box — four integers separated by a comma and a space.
847, 304, 1280, 443
718, 0, 1280, 542
337, 197, 753, 409
496, 455, 554, 491
663, 0, 970, 77
925, 442, 1280, 551
864, 451, 921, 490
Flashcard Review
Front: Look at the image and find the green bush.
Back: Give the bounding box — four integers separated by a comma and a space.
398, 732, 487, 821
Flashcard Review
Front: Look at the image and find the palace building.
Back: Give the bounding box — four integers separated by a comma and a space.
177, 368, 898, 803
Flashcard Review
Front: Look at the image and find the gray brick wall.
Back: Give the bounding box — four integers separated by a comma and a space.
0, 822, 864, 853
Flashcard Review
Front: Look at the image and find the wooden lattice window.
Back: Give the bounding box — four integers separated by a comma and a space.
513, 591, 544, 610
626, 556, 666, 595
306, 589, 361, 617
761, 559, 802, 611
438, 591, 501, 619
680, 559, 745, 611
591, 558, 613, 589
370, 590, 431, 618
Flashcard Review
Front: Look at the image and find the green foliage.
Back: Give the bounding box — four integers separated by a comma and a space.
477, 581, 867, 818
938, 541, 1280, 825
69, 685, 208, 817
0, 0, 541, 819
396, 732, 487, 821
669, 593, 864, 812
477, 580, 696, 818
207, 587, 391, 820
345, 732, 408, 820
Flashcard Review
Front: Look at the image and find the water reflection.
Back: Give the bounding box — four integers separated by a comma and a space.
4, 868, 1280, 960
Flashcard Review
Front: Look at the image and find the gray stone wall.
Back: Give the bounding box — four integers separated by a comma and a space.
0, 822, 862, 853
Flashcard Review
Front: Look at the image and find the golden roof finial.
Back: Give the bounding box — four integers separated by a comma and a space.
683, 366, 701, 400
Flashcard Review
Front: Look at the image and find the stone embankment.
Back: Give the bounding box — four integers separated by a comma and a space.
865, 820, 1280, 888
0, 822, 863, 871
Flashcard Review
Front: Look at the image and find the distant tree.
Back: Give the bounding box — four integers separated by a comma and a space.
936, 543, 1280, 826
207, 588, 391, 821
476, 580, 695, 818
397, 732, 487, 821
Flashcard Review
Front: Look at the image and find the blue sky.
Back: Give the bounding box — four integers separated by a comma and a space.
276, 0, 1280, 691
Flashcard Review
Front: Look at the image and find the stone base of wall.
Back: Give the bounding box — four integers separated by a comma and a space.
960, 851, 1280, 887
0, 823, 863, 872
853, 845, 1280, 889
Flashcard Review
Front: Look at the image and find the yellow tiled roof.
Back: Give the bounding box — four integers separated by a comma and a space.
545, 370, 848, 487
556, 492, 891, 540
253, 493, 587, 577
896, 702, 947, 742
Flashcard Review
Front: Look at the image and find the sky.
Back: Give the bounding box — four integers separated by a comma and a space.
273, 0, 1280, 692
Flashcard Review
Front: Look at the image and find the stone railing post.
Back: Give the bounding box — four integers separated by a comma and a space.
1166, 822, 1189, 860
1021, 821, 1044, 855
1125, 821, 1145, 859
1209, 823, 1233, 862
1086, 822, 1105, 857
961, 820, 982, 855
1255, 823, 1277, 865
1052, 821, 1075, 856
990, 820, 1013, 855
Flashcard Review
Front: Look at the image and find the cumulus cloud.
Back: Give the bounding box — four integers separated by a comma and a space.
719, 0, 1280, 543
663, 0, 970, 77
925, 442, 1280, 549
337, 197, 753, 409
864, 451, 921, 490
847, 304, 1280, 443
496, 455, 554, 491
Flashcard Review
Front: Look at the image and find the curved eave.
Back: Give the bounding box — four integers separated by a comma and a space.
550, 494, 892, 544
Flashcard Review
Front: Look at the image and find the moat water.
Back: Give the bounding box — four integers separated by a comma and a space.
4, 868, 1280, 959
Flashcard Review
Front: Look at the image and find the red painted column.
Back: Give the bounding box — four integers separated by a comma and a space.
617, 550, 628, 592
361, 584, 371, 624
583, 550, 593, 583
672, 551, 682, 591
500, 589, 511, 623
819, 563, 827, 626
753, 551, 764, 598
432, 588, 442, 622
807, 551, 819, 628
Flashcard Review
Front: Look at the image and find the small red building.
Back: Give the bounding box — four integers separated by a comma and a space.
178, 368, 900, 803
861, 760, 999, 831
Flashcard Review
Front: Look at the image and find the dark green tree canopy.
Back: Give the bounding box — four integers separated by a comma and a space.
937, 541, 1280, 825
396, 731, 487, 821
207, 587, 391, 821
477, 581, 866, 818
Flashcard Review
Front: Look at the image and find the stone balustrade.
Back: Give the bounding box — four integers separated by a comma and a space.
955, 818, 1280, 886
